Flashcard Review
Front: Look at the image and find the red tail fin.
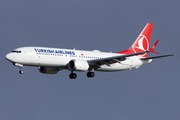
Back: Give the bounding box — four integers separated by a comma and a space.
117, 23, 153, 57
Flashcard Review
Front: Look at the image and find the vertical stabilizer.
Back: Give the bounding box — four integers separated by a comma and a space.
117, 23, 153, 57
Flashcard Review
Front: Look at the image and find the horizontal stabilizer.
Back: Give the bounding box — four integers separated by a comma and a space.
141, 54, 175, 60
149, 39, 159, 54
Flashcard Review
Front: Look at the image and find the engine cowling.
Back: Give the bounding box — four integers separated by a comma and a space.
39, 67, 60, 74
68, 59, 89, 71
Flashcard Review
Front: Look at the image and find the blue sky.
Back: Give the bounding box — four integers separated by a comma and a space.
0, 0, 179, 120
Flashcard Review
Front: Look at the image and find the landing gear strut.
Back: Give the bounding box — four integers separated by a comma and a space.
13, 63, 24, 74
87, 71, 95, 78
69, 72, 77, 79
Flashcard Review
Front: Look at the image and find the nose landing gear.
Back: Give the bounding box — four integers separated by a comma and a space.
13, 63, 24, 74
19, 70, 24, 74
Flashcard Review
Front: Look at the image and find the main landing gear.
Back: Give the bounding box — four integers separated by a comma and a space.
69, 71, 95, 79
87, 71, 95, 78
69, 72, 77, 79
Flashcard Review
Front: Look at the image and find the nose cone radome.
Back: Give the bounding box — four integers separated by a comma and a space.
5, 53, 13, 62
5, 53, 10, 60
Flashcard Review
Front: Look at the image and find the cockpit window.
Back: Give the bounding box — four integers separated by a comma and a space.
12, 50, 21, 53
17, 51, 21, 53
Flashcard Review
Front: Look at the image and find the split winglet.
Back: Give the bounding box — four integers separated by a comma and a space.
149, 39, 159, 54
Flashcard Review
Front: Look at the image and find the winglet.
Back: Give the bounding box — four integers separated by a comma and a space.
149, 39, 159, 54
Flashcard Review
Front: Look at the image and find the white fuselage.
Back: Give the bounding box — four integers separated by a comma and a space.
5, 23, 174, 79
5, 47, 151, 72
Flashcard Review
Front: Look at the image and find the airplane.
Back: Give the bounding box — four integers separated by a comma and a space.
5, 23, 175, 79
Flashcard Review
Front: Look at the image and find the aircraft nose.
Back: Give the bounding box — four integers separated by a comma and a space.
5, 53, 9, 60
5, 53, 13, 61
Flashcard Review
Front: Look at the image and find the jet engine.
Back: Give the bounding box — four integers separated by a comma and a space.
68, 59, 89, 71
38, 67, 60, 74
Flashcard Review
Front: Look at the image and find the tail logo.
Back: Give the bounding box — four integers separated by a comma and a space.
132, 34, 149, 57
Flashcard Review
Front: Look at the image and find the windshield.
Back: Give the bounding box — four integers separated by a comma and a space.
12, 50, 21, 53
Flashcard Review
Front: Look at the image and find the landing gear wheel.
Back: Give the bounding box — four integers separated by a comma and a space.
19, 70, 24, 74
87, 72, 95, 78
69, 73, 77, 79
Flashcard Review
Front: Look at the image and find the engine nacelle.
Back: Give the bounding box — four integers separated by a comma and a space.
68, 59, 89, 71
39, 67, 60, 74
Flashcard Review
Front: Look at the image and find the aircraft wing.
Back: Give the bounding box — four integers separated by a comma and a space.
87, 51, 148, 69
141, 54, 175, 60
